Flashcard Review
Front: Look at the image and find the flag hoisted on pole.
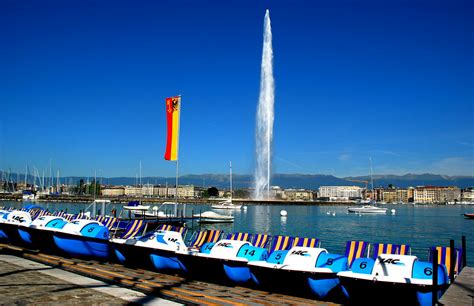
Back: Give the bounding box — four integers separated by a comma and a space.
164, 96, 181, 161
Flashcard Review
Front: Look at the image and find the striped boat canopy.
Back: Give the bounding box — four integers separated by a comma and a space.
252, 233, 271, 249
269, 235, 294, 254
119, 219, 145, 239
372, 243, 411, 259
189, 229, 223, 249
226, 232, 252, 242
293, 237, 320, 248
429, 246, 464, 278
345, 241, 370, 267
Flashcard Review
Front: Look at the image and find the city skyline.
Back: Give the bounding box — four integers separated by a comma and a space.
1, 1, 473, 178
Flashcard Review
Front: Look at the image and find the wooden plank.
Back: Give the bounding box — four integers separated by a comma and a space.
439, 267, 474, 306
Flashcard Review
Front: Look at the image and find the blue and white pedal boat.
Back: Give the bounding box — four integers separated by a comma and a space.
337, 254, 449, 305
0, 210, 33, 243
176, 239, 268, 284
111, 229, 187, 271
248, 246, 348, 299
18, 215, 69, 251
52, 219, 110, 259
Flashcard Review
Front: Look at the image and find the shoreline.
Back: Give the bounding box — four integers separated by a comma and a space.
0, 194, 467, 206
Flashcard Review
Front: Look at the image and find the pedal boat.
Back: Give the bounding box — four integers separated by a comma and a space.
111, 229, 187, 271
175, 239, 268, 284
248, 246, 348, 299
52, 219, 111, 259
337, 254, 449, 306
0, 210, 32, 244
17, 215, 69, 252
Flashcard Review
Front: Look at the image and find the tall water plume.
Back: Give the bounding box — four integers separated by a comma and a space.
253, 10, 274, 200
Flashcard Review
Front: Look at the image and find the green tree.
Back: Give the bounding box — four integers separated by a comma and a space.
207, 187, 219, 197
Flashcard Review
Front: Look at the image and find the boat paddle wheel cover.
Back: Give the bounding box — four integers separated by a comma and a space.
412, 261, 449, 306
315, 253, 349, 273
236, 245, 268, 261
267, 250, 289, 264
350, 258, 375, 274
45, 219, 68, 229
80, 223, 109, 239
200, 242, 215, 254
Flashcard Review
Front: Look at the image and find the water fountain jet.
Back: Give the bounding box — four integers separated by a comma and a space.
253, 10, 274, 200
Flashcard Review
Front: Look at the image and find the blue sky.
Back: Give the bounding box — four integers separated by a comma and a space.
1, 0, 473, 178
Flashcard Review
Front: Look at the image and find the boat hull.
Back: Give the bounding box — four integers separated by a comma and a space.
250, 265, 342, 299
0, 223, 26, 246
53, 232, 110, 259
338, 276, 447, 306
111, 241, 184, 271
17, 226, 59, 253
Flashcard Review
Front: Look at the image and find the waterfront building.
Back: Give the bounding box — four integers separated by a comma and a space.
124, 186, 142, 197
414, 186, 460, 203
141, 184, 154, 197
461, 188, 474, 202
318, 186, 362, 201
101, 187, 125, 197
283, 189, 314, 201
157, 185, 195, 199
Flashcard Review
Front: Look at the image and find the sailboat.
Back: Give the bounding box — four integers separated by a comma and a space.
348, 158, 386, 214
211, 162, 242, 209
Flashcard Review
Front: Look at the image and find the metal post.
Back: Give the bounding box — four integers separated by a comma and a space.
449, 239, 455, 283
432, 248, 438, 306
462, 235, 466, 269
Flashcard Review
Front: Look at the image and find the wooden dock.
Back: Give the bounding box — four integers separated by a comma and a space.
0, 243, 338, 305
439, 267, 474, 305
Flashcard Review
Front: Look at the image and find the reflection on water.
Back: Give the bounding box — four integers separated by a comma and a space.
2, 201, 473, 265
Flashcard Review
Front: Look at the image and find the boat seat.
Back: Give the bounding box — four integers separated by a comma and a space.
345, 241, 370, 267
372, 243, 411, 259
429, 246, 464, 278
292, 237, 320, 248
269, 235, 294, 254
226, 232, 252, 242
252, 233, 271, 249
119, 219, 146, 239
104, 217, 117, 230
188, 229, 223, 249
157, 224, 174, 231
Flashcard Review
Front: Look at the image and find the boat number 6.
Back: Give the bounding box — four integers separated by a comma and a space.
424, 267, 432, 276
360, 262, 367, 269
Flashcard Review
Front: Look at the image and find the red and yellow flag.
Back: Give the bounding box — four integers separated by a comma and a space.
164, 96, 181, 161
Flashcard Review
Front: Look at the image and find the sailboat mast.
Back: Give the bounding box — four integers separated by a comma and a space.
230, 161, 233, 201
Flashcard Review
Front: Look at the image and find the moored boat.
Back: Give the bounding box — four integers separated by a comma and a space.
111, 225, 187, 271
347, 205, 387, 214
52, 219, 111, 259
249, 245, 349, 299
193, 211, 234, 223
464, 213, 474, 219
337, 253, 449, 305
175, 237, 268, 284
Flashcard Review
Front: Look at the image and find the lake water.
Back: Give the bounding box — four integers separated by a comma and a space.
2, 201, 473, 266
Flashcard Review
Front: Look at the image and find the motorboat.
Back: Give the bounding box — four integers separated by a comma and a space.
248, 246, 349, 299
464, 213, 474, 219
211, 199, 242, 210
193, 211, 234, 223
347, 205, 387, 214
338, 254, 449, 305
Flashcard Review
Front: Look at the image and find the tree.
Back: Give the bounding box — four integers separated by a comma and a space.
78, 179, 85, 195
207, 187, 219, 197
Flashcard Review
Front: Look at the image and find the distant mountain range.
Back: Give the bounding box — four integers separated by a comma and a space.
2, 171, 473, 190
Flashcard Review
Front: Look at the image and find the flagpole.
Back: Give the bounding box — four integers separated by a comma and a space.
175, 159, 179, 217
